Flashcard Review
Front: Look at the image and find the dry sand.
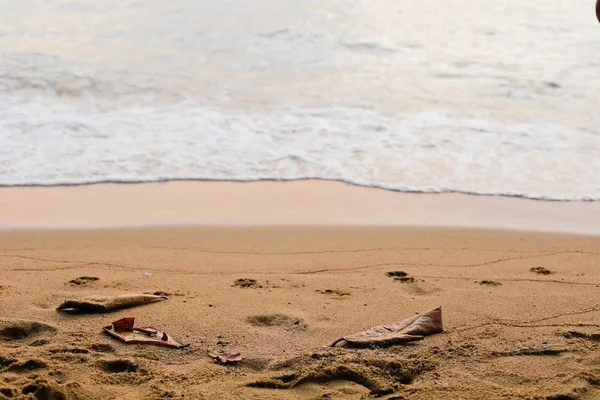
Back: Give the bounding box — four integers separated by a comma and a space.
1, 183, 600, 399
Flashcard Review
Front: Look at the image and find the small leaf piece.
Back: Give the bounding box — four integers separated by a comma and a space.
208, 350, 244, 365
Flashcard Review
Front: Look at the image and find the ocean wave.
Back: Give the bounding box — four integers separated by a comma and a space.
1, 97, 599, 201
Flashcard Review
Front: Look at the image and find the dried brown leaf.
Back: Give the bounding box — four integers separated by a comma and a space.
330, 306, 443, 347
57, 294, 168, 313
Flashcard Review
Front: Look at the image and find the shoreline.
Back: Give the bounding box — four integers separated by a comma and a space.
2, 180, 600, 234
2, 177, 597, 202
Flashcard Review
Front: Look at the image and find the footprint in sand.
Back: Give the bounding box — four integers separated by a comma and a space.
233, 278, 263, 289
530, 267, 554, 275
0, 355, 48, 373
15, 380, 71, 399
247, 314, 307, 331
68, 276, 99, 286
90, 343, 115, 353
316, 289, 350, 297
99, 359, 141, 373
4, 359, 48, 373
386, 271, 415, 283
479, 280, 502, 286
0, 319, 57, 341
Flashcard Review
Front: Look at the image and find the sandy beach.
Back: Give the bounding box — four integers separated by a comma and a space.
2, 1, 598, 398
1, 183, 599, 399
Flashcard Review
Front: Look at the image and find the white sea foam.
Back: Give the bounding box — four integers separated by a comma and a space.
1, 94, 599, 200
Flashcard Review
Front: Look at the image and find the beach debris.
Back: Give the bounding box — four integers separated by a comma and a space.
329, 306, 443, 348
143, 272, 153, 278
386, 271, 415, 283
530, 267, 553, 275
233, 278, 262, 288
68, 276, 99, 286
207, 350, 243, 365
103, 318, 189, 348
479, 280, 502, 286
57, 294, 167, 313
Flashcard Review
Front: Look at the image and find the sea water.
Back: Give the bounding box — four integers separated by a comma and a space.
1, 0, 599, 200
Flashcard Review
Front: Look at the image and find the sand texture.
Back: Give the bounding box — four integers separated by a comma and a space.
1, 227, 600, 399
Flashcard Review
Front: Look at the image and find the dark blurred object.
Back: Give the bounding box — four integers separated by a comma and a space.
597, 0, 600, 23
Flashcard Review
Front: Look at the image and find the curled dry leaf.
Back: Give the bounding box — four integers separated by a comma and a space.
330, 306, 443, 348
207, 350, 244, 365
57, 294, 168, 313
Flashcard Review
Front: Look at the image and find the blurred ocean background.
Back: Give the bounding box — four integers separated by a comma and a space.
1, 0, 599, 200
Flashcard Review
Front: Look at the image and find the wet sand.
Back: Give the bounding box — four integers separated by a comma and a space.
2, 180, 600, 233
1, 183, 599, 399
